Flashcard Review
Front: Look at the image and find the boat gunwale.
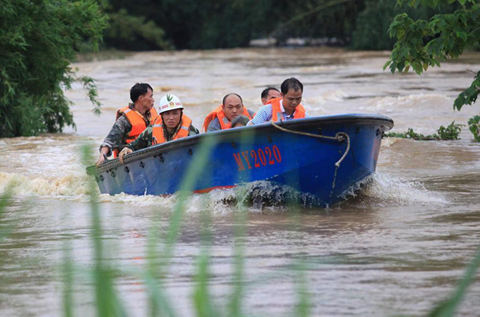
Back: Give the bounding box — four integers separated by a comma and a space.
91, 113, 393, 174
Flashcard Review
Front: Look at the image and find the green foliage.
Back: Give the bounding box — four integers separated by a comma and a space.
385, 0, 480, 140
351, 0, 456, 50
156, 0, 266, 49
104, 8, 171, 51
467, 115, 480, 142
454, 70, 480, 111
0, 0, 107, 137
428, 245, 480, 317
81, 145, 127, 316
437, 121, 462, 140
0, 187, 14, 240
351, 0, 398, 50
80, 76, 102, 115
270, 0, 364, 46
385, 128, 439, 140
384, 1, 480, 74
103, 0, 365, 49
385, 121, 462, 140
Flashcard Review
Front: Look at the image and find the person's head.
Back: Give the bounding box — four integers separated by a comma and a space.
159, 94, 184, 131
231, 115, 249, 128
130, 83, 154, 112
222, 93, 244, 121
261, 87, 281, 105
280, 78, 303, 114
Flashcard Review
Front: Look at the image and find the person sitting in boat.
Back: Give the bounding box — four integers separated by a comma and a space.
248, 77, 307, 125
260, 87, 281, 105
96, 83, 158, 166
203, 93, 255, 132
117, 94, 199, 163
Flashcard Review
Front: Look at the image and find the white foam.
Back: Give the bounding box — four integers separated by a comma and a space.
367, 94, 450, 112
363, 173, 448, 205
0, 169, 447, 211
0, 172, 90, 198
98, 192, 176, 208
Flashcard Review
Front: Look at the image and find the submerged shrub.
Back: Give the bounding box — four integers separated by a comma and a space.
468, 115, 480, 142
437, 121, 462, 140
385, 121, 463, 140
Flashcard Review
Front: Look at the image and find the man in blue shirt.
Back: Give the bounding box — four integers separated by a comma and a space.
248, 78, 307, 125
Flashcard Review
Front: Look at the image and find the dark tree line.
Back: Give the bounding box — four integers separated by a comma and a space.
0, 0, 473, 137
103, 0, 365, 50
102, 0, 469, 51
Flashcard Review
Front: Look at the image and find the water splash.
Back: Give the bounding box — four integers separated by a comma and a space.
0, 172, 90, 198
0, 169, 448, 212
360, 173, 448, 205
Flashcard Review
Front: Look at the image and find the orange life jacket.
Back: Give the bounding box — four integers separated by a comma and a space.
151, 114, 192, 145
113, 106, 159, 157
203, 105, 254, 131
270, 97, 306, 122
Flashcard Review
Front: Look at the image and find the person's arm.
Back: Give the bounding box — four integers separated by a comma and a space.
96, 116, 131, 166
126, 127, 153, 152
206, 118, 221, 132
247, 104, 272, 125
118, 127, 153, 164
96, 146, 110, 166
189, 124, 200, 136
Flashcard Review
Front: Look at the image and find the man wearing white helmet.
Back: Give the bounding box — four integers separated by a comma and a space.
118, 94, 199, 163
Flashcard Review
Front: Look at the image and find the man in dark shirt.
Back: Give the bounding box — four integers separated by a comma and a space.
96, 83, 157, 165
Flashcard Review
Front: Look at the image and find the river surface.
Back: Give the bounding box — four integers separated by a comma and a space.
0, 47, 479, 316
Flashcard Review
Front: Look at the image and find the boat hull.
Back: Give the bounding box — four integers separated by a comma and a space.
90, 114, 393, 206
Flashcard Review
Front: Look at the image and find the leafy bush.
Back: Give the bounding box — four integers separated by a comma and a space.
437, 121, 462, 140
0, 0, 107, 137
385, 121, 463, 140
384, 0, 479, 89
351, 0, 457, 50
384, 0, 480, 141
468, 115, 480, 142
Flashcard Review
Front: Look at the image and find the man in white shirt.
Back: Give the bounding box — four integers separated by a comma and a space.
248, 78, 307, 125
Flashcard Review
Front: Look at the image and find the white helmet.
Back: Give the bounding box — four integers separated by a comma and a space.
158, 94, 184, 114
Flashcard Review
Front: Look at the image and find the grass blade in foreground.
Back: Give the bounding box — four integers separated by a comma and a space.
81, 144, 127, 317
428, 245, 480, 317
143, 135, 218, 316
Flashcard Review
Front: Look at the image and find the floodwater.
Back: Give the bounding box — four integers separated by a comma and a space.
0, 47, 479, 316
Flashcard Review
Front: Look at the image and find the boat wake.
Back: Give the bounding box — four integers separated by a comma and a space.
346, 173, 448, 207
0, 170, 446, 212
0, 171, 89, 198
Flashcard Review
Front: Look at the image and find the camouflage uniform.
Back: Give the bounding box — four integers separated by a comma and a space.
100, 106, 155, 156
127, 120, 199, 151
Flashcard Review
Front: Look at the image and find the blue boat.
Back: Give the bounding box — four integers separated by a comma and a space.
90, 114, 394, 206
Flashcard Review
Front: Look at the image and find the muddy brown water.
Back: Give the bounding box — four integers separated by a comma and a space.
0, 47, 479, 316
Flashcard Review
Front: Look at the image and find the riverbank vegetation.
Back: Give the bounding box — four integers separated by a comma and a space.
385, 121, 463, 140
101, 0, 464, 51
0, 0, 478, 138
0, 0, 107, 137
385, 0, 480, 142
